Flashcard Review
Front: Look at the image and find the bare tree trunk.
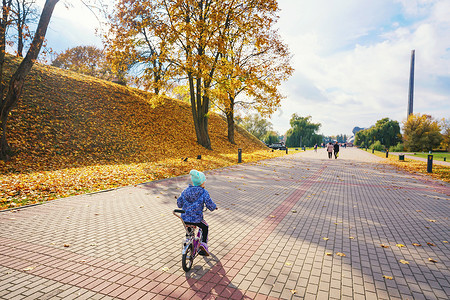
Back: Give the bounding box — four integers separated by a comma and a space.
226, 97, 235, 144
17, 21, 24, 57
1, 0, 13, 100
0, 0, 59, 160
188, 72, 212, 150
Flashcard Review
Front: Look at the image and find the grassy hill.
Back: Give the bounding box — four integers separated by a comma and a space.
0, 55, 281, 209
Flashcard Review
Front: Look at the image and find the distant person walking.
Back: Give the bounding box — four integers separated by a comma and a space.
314, 144, 318, 152
327, 142, 333, 159
333, 142, 340, 159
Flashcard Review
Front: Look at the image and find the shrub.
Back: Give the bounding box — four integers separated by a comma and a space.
370, 141, 384, 151
389, 142, 405, 152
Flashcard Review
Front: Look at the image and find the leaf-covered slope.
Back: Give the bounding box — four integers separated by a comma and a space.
2, 55, 267, 174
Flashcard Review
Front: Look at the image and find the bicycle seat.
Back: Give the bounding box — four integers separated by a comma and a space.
174, 209, 185, 214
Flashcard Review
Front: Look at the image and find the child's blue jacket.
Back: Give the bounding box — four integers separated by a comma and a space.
177, 185, 216, 223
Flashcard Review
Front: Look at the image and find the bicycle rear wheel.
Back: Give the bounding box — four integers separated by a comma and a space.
182, 243, 194, 272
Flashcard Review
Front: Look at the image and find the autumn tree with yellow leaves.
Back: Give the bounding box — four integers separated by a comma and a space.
106, 0, 291, 149
402, 114, 443, 152
52, 45, 115, 81
211, 1, 292, 144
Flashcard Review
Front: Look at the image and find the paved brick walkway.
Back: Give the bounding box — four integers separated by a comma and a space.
0, 148, 449, 299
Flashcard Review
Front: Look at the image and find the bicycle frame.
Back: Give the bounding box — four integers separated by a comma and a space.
173, 209, 203, 271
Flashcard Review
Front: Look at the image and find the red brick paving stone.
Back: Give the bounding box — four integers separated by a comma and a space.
152, 271, 171, 283
129, 290, 148, 300
149, 282, 169, 294
180, 289, 201, 300
138, 291, 158, 300
130, 267, 147, 277
159, 283, 177, 296
84, 278, 106, 290
109, 285, 129, 298
171, 276, 188, 287
108, 271, 127, 282
214, 284, 229, 295
169, 286, 188, 298
59, 272, 80, 285
124, 276, 143, 287
199, 282, 217, 293
164, 273, 180, 285
132, 277, 153, 289
117, 286, 139, 299
101, 282, 121, 295
231, 288, 247, 299
117, 274, 135, 285
91, 280, 114, 294
245, 290, 258, 299
141, 280, 160, 292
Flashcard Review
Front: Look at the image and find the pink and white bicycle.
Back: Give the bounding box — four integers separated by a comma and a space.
173, 209, 205, 272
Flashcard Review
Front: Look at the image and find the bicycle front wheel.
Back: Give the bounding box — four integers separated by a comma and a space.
182, 243, 194, 272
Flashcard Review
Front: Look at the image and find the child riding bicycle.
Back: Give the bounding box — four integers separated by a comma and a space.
177, 169, 217, 256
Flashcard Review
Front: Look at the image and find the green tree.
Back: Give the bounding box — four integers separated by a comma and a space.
402, 114, 443, 151
441, 118, 450, 151
285, 114, 322, 147
371, 118, 401, 148
356, 130, 370, 147
240, 114, 272, 141
354, 118, 400, 148
263, 131, 279, 145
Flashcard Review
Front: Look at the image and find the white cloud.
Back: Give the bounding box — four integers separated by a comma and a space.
38, 0, 105, 52
272, 0, 450, 136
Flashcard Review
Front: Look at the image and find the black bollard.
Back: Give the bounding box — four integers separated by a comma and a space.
427, 155, 433, 173
386, 150, 389, 158
372, 149, 374, 154
286, 148, 288, 154
444, 157, 446, 162
238, 148, 242, 163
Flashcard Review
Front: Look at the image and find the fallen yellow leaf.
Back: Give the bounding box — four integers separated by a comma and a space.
412, 243, 421, 247
428, 258, 438, 263
427, 242, 436, 246
322, 237, 329, 241
336, 252, 346, 257
399, 259, 409, 265
325, 252, 333, 256
396, 244, 405, 248
383, 275, 393, 280
380, 244, 390, 248
23, 266, 35, 271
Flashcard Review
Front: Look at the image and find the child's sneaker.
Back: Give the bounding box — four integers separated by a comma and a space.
198, 242, 210, 256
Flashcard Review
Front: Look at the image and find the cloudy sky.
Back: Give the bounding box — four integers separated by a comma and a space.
42, 0, 450, 137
